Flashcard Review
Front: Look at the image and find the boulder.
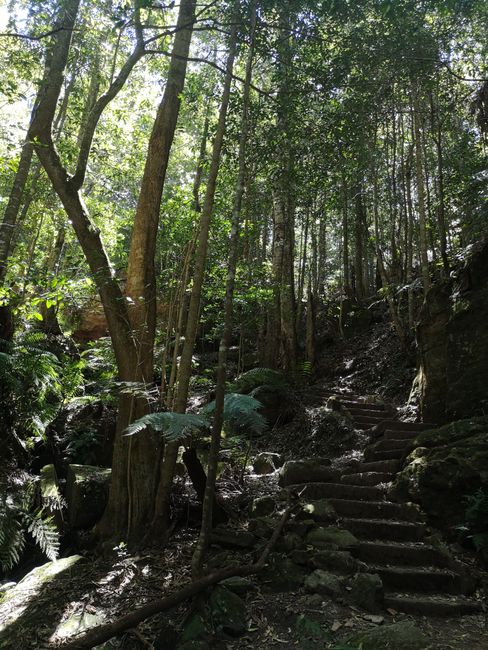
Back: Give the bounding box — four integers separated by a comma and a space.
304, 569, 342, 598
250, 495, 276, 518
312, 549, 358, 573
306, 526, 358, 550
208, 586, 247, 636
347, 622, 431, 650
248, 516, 277, 539
260, 553, 306, 591
250, 384, 297, 427
349, 572, 383, 612
415, 241, 488, 423
220, 577, 254, 595
392, 417, 488, 531
66, 464, 111, 528
209, 527, 256, 549
252, 452, 283, 475
279, 458, 337, 487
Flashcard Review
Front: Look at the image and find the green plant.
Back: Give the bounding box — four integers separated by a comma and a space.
0, 472, 59, 571
203, 393, 267, 435
231, 367, 287, 394
457, 488, 488, 553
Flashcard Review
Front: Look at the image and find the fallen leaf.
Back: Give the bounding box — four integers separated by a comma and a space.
362, 614, 384, 624
386, 608, 398, 616
331, 621, 342, 632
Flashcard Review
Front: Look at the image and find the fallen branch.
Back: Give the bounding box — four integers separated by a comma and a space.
60, 505, 296, 649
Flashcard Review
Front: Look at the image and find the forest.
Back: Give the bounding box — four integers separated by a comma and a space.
0, 0, 487, 648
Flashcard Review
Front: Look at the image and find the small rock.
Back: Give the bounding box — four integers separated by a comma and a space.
303, 593, 323, 607
248, 516, 276, 539
250, 495, 276, 518
347, 621, 431, 649
252, 452, 283, 474
306, 526, 358, 550
286, 518, 315, 538
305, 569, 343, 598
288, 549, 311, 566
220, 576, 254, 594
261, 554, 305, 591
350, 573, 383, 612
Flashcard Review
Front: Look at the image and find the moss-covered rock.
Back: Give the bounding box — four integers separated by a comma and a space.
66, 464, 111, 528
279, 458, 338, 486
297, 499, 337, 523
392, 417, 488, 530
306, 526, 358, 550
347, 621, 431, 649
260, 553, 306, 591
349, 572, 383, 612
304, 569, 343, 598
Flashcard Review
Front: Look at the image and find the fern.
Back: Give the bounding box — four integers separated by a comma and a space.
231, 367, 287, 394
24, 510, 60, 561
204, 393, 267, 435
125, 412, 209, 443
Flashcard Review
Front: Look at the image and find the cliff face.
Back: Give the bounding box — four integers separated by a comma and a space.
416, 241, 488, 424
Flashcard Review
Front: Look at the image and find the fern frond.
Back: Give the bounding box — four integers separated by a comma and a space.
125, 412, 209, 443
23, 510, 59, 561
204, 393, 267, 434
0, 508, 25, 571
231, 367, 287, 394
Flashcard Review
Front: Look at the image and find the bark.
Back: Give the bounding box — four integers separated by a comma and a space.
153, 8, 238, 535
191, 0, 256, 577
412, 84, 431, 295
429, 90, 450, 275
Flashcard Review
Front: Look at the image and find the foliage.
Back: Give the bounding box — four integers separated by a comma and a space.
456, 488, 488, 554
125, 412, 209, 443
203, 393, 268, 435
0, 471, 59, 571
231, 368, 287, 394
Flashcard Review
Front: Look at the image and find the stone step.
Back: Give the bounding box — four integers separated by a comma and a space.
329, 499, 419, 522
340, 472, 394, 486
384, 592, 482, 616
347, 407, 393, 418
355, 541, 450, 567
352, 414, 393, 425
375, 420, 436, 432
369, 449, 404, 461
342, 401, 388, 411
342, 459, 400, 475
371, 438, 410, 452
341, 517, 425, 541
383, 429, 421, 440
372, 565, 468, 594
290, 483, 386, 502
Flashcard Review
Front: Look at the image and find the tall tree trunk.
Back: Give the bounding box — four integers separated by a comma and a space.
153, 7, 239, 535
191, 0, 256, 576
412, 84, 431, 295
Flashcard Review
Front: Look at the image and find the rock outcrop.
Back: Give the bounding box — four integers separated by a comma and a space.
415, 240, 488, 423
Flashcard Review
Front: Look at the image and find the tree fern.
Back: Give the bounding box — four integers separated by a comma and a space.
204, 393, 267, 435
231, 367, 287, 394
24, 510, 60, 561
125, 412, 209, 443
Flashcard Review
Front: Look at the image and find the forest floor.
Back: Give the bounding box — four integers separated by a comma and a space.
1, 319, 487, 649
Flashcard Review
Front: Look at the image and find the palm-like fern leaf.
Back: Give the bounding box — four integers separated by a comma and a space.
231, 367, 287, 394
204, 393, 267, 434
125, 412, 209, 443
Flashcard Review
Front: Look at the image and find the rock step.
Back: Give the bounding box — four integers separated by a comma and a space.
340, 472, 394, 486
383, 429, 421, 440
342, 459, 400, 475
355, 540, 450, 568
370, 438, 410, 452
371, 566, 470, 594
346, 407, 393, 418
329, 499, 419, 522
369, 449, 404, 461
375, 420, 435, 432
384, 592, 482, 617
352, 414, 393, 425
341, 401, 389, 411
341, 517, 425, 541
290, 483, 386, 502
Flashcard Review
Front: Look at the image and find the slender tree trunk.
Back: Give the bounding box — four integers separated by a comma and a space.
412, 84, 431, 295
429, 90, 450, 275
191, 0, 256, 577
153, 7, 239, 535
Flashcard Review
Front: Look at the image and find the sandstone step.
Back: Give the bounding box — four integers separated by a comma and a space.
371, 438, 410, 452
347, 407, 392, 418
372, 565, 467, 594
342, 459, 400, 475
369, 449, 404, 461
384, 592, 482, 616
342, 401, 388, 411
341, 517, 425, 541
290, 483, 386, 501
355, 541, 450, 567
352, 414, 392, 425
384, 429, 422, 440
340, 472, 394, 486
375, 420, 436, 432
329, 499, 419, 522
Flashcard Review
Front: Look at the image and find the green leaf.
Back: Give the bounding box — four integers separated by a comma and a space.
124, 412, 209, 442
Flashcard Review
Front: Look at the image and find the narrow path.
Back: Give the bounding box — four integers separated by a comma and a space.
291, 388, 481, 617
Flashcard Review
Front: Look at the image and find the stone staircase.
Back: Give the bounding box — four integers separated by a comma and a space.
296, 388, 482, 616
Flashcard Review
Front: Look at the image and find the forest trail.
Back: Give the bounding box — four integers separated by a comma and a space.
285, 387, 482, 618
